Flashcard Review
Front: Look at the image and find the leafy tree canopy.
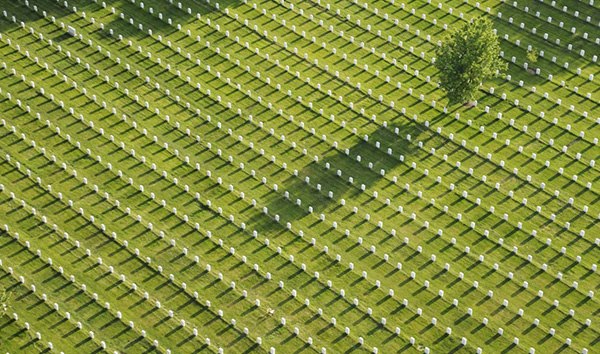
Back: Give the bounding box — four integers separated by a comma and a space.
435, 17, 507, 105
527, 47, 539, 64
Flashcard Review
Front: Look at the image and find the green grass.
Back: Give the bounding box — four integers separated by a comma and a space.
0, 0, 599, 352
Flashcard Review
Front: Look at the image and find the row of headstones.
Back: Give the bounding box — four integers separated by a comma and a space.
233, 132, 600, 335
7, 310, 77, 352
0, 99, 326, 351
128, 0, 444, 97
85, 0, 528, 199
29, 0, 600, 330
2, 17, 596, 296
16, 101, 440, 352
84, 0, 600, 221
445, 1, 600, 112
389, 0, 600, 111
0, 54, 492, 354
61, 0, 596, 241
486, 86, 600, 179
388, 0, 600, 105
0, 250, 98, 353
72, 0, 600, 324
144, 0, 600, 207
343, 141, 600, 306
319, 0, 600, 114
362, 0, 599, 125
0, 17, 370, 301
0, 57, 301, 347
516, 0, 599, 28
0, 178, 238, 350
400, 137, 600, 275
313, 0, 585, 85
11, 128, 408, 354
7, 160, 324, 352
0, 246, 125, 353
104, 0, 438, 108
1, 1, 440, 253
498, 35, 599, 103
69, 0, 600, 120
0, 132, 562, 354
482, 88, 600, 194
280, 98, 600, 290
405, 0, 600, 67
0, 91, 385, 353
15, 16, 600, 326
408, 40, 600, 227
491, 75, 599, 124
227, 0, 600, 161
492, 31, 600, 138
462, 2, 600, 193
25, 0, 384, 166
2, 4, 552, 352
19, 0, 600, 348
5, 311, 58, 352
500, 3, 600, 45
221, 121, 593, 352
442, 112, 599, 219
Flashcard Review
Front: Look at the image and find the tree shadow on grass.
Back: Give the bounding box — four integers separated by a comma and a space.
490, 3, 598, 80
241, 121, 426, 241
102, 0, 245, 36
2, 0, 245, 45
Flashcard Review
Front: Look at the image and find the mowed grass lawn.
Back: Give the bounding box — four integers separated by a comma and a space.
0, 0, 599, 352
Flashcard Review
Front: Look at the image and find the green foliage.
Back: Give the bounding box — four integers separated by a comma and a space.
0, 288, 10, 302
527, 47, 539, 64
435, 17, 507, 105
0, 288, 10, 312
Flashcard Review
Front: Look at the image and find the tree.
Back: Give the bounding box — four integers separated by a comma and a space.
526, 47, 539, 64
0, 288, 10, 312
435, 17, 507, 105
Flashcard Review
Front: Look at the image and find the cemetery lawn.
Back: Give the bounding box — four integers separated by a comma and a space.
0, 0, 600, 353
